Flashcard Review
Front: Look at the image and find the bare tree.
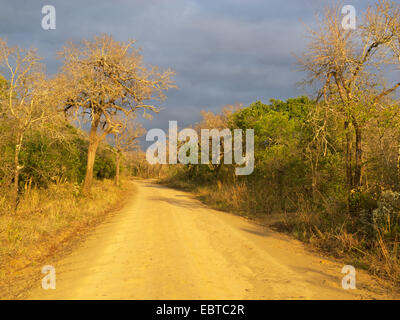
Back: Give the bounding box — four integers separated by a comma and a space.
195, 104, 241, 178
0, 39, 56, 209
111, 116, 145, 186
298, 0, 400, 190
56, 34, 175, 194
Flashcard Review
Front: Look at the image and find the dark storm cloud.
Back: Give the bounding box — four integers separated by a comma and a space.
0, 0, 376, 137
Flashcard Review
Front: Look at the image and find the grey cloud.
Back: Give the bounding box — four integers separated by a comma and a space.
0, 0, 377, 139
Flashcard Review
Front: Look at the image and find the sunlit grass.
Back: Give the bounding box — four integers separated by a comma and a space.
0, 178, 131, 299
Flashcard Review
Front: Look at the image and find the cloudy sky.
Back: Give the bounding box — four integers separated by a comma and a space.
0, 0, 375, 138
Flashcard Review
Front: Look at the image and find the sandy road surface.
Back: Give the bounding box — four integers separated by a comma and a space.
27, 180, 391, 299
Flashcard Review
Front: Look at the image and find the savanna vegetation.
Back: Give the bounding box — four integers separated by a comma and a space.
151, 1, 400, 286
1, 0, 400, 297
0, 34, 173, 298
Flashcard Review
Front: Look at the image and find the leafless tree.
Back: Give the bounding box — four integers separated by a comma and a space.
0, 39, 56, 209
56, 34, 175, 194
298, 0, 400, 190
194, 104, 242, 179
111, 115, 145, 186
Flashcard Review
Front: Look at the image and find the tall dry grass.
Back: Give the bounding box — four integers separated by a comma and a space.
161, 174, 400, 288
273, 194, 400, 288
161, 175, 278, 217
0, 178, 132, 299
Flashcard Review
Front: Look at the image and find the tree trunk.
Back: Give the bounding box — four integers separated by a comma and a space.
12, 148, 20, 211
397, 142, 400, 189
311, 162, 318, 201
12, 132, 24, 211
115, 152, 121, 186
82, 140, 99, 195
82, 120, 100, 195
354, 124, 362, 188
344, 121, 353, 189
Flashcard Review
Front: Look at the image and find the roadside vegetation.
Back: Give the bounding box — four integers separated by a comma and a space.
151, 1, 400, 287
0, 35, 168, 298
0, 179, 131, 299
1, 0, 400, 297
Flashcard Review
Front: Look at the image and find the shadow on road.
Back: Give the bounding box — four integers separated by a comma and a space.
147, 196, 205, 210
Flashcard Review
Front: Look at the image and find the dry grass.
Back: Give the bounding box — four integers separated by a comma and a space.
160, 176, 400, 290
0, 178, 133, 299
161, 177, 276, 217
275, 209, 400, 289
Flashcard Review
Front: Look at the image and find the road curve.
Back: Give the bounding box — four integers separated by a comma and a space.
27, 180, 388, 299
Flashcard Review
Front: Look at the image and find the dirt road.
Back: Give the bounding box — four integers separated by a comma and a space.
27, 180, 391, 299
